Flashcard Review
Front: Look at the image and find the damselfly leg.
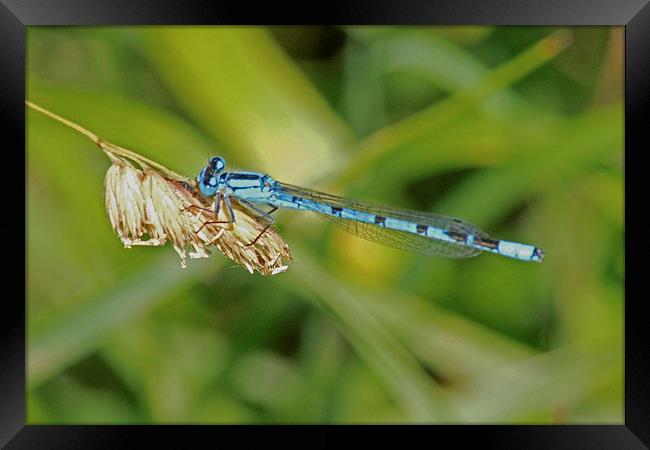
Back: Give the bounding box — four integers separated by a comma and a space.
195, 193, 236, 234
237, 198, 277, 222
235, 198, 279, 246
180, 204, 213, 214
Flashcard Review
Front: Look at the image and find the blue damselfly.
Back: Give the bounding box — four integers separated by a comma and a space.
190, 157, 544, 262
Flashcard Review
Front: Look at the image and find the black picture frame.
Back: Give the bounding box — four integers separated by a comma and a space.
4, 0, 648, 447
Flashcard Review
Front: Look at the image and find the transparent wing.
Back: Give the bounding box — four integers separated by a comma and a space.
318, 214, 482, 258
277, 182, 485, 258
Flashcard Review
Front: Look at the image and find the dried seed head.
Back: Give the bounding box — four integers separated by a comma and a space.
141, 170, 222, 267
212, 201, 292, 275
104, 155, 149, 246
104, 155, 291, 274
169, 180, 292, 275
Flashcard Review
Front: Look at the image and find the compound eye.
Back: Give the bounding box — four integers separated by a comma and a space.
209, 156, 226, 172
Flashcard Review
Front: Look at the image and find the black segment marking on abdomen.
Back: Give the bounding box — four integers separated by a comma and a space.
416, 224, 429, 234
446, 230, 468, 243
331, 206, 342, 216
374, 215, 386, 226
474, 237, 499, 249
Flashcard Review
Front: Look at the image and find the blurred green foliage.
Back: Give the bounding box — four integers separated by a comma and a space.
27, 26, 623, 423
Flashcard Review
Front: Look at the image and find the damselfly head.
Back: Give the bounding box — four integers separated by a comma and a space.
209, 156, 226, 172
196, 156, 226, 197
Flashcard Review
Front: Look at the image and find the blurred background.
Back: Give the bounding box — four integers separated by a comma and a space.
26, 26, 623, 423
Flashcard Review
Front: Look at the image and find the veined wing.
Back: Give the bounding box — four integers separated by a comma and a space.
276, 182, 485, 258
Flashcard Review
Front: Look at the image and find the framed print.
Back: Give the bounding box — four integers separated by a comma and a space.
2, 0, 648, 447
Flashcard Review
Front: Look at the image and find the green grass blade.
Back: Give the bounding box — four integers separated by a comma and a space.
28, 256, 217, 388
434, 105, 622, 225
139, 27, 353, 183
283, 246, 455, 422
331, 30, 573, 188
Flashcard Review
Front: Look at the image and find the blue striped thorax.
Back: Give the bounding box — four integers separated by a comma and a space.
196, 156, 276, 203
223, 172, 275, 202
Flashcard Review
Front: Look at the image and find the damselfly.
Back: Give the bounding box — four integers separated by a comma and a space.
191, 157, 544, 262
